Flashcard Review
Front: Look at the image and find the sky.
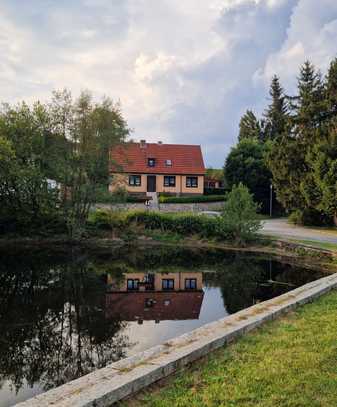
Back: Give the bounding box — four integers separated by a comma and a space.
1, 0, 337, 167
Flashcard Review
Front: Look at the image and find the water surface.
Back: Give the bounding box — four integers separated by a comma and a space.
0, 245, 325, 406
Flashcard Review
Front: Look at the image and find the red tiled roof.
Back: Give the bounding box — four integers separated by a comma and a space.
105, 291, 204, 321
110, 142, 205, 175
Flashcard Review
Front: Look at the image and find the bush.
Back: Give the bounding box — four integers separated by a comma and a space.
288, 210, 303, 225
95, 187, 148, 204
89, 209, 226, 239
289, 208, 333, 226
89, 188, 262, 245
204, 188, 228, 196
221, 183, 262, 245
159, 195, 226, 204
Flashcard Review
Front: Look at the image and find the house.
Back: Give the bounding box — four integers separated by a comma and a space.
109, 140, 205, 195
204, 168, 226, 191
107, 271, 203, 292
105, 272, 204, 323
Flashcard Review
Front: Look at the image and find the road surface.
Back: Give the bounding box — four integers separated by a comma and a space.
261, 218, 337, 244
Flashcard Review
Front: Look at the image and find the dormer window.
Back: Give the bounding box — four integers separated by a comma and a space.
165, 159, 172, 167
148, 158, 156, 167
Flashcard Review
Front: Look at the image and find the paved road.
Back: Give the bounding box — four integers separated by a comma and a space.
261, 218, 337, 244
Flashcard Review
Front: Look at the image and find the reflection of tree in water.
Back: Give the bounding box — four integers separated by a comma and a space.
205, 255, 324, 314
204, 254, 265, 314
0, 245, 324, 397
0, 249, 129, 394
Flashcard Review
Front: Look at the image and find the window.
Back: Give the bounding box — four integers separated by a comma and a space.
165, 159, 172, 167
148, 158, 156, 167
162, 279, 174, 290
127, 279, 139, 291
129, 175, 141, 186
164, 176, 176, 187
186, 176, 198, 188
185, 278, 197, 290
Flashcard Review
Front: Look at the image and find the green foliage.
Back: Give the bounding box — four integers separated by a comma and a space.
225, 138, 272, 213
0, 89, 129, 237
89, 210, 230, 241
221, 183, 262, 245
0, 106, 65, 235
159, 194, 226, 204
238, 110, 261, 141
205, 168, 225, 182
90, 186, 261, 245
236, 57, 337, 225
263, 75, 288, 141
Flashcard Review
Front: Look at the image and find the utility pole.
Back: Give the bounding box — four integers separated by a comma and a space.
270, 183, 273, 217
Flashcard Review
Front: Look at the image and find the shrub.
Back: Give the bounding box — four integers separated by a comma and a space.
221, 183, 262, 245
289, 208, 333, 226
288, 209, 303, 225
89, 195, 262, 245
159, 195, 226, 204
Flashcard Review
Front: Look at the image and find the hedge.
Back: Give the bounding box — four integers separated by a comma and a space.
88, 209, 231, 240
158, 195, 226, 204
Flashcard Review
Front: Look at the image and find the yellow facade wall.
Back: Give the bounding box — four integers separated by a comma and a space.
108, 272, 203, 291
109, 173, 204, 195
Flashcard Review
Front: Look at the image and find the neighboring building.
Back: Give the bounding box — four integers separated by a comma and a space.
106, 272, 204, 323
204, 168, 226, 192
109, 140, 205, 195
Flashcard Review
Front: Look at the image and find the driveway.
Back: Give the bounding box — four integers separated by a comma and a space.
261, 218, 337, 244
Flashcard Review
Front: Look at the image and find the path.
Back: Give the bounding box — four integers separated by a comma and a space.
147, 192, 159, 210
261, 218, 337, 244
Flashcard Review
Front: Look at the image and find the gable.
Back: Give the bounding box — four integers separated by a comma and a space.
110, 142, 205, 175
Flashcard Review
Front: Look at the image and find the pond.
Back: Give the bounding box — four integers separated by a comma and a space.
0, 244, 326, 406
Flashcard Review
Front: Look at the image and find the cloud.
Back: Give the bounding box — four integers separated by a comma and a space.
0, 0, 337, 166
259, 0, 337, 91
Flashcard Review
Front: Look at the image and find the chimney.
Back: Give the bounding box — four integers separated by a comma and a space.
140, 139, 146, 148
158, 141, 163, 145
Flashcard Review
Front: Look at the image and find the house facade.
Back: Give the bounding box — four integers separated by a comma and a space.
109, 140, 205, 195
106, 272, 204, 323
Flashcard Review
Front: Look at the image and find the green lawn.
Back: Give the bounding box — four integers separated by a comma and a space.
124, 290, 337, 407
289, 239, 337, 252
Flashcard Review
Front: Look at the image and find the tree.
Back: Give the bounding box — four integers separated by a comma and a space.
307, 59, 337, 225
267, 61, 326, 217
221, 183, 261, 245
225, 138, 272, 213
263, 75, 288, 140
0, 104, 61, 233
238, 110, 261, 141
49, 90, 130, 238
0, 90, 130, 237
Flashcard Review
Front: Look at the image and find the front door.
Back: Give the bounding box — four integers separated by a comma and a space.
147, 175, 156, 192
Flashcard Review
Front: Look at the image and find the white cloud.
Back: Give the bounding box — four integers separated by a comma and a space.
1, 0, 337, 166
260, 0, 337, 91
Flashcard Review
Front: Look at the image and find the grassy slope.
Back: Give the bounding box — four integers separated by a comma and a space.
124, 290, 337, 407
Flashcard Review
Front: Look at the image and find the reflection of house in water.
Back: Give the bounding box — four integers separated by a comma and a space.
106, 272, 204, 324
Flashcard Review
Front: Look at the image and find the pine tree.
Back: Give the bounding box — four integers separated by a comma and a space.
263, 75, 288, 140
326, 57, 337, 118
238, 110, 261, 141
267, 61, 324, 215
293, 60, 325, 130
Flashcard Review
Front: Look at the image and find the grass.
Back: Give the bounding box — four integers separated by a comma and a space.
289, 238, 337, 252
122, 290, 337, 407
